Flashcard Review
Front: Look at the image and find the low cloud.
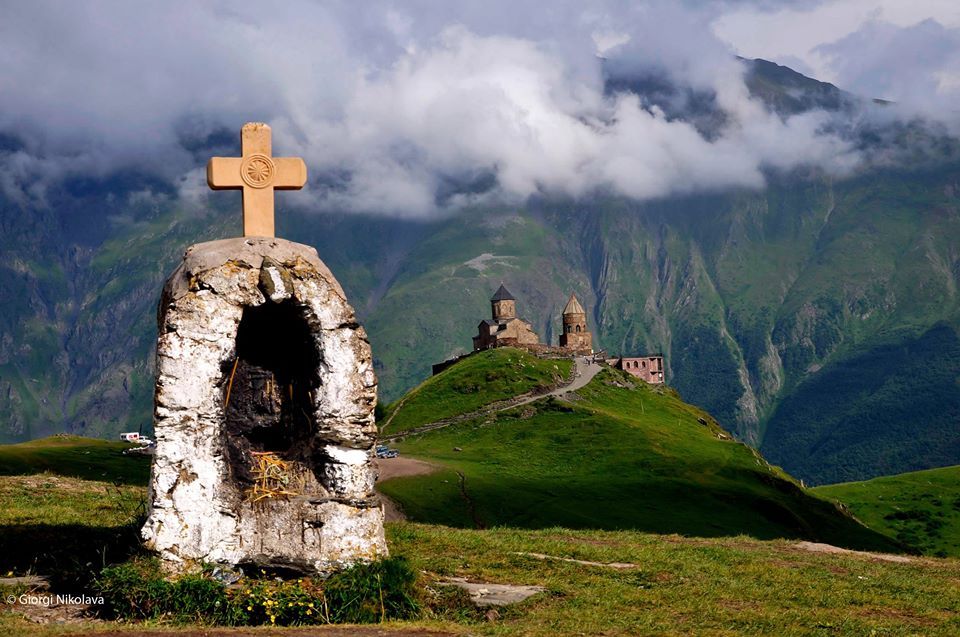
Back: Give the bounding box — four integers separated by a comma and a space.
816, 18, 960, 118
0, 1, 874, 216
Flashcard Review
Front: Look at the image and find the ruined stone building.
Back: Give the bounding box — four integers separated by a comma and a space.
558, 293, 592, 353
608, 355, 665, 385
472, 284, 540, 351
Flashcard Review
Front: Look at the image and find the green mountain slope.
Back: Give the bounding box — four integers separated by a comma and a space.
763, 324, 960, 485
379, 352, 902, 552
381, 348, 572, 434
814, 465, 960, 558
2, 60, 960, 487
365, 165, 960, 484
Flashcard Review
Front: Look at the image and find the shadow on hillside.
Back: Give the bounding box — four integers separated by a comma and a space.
0, 441, 151, 486
384, 471, 910, 555
0, 521, 145, 590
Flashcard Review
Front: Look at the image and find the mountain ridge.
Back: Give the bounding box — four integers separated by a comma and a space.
1, 58, 958, 486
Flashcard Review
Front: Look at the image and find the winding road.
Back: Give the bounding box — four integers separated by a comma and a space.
380, 356, 603, 441
505, 356, 601, 409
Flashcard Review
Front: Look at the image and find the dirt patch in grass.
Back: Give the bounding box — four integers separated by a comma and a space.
853, 606, 943, 627
4, 601, 98, 626
376, 458, 438, 481
376, 458, 439, 522
68, 629, 456, 637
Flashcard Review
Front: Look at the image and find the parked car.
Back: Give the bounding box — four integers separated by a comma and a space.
376, 447, 399, 459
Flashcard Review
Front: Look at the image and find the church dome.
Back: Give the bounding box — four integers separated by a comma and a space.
491, 284, 516, 302
563, 293, 585, 315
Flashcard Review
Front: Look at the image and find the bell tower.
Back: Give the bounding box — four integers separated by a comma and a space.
491, 284, 517, 320
559, 293, 592, 352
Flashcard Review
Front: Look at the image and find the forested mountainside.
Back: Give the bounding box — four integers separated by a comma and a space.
1, 59, 958, 485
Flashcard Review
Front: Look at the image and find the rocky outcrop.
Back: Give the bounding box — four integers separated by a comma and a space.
142, 237, 386, 575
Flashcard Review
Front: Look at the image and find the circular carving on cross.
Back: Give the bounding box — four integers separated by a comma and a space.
241, 154, 276, 189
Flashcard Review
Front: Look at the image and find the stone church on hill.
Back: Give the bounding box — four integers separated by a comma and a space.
472, 284, 541, 351
433, 284, 665, 384
472, 285, 594, 354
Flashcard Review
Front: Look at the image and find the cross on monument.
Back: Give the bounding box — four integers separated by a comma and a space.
207, 123, 307, 237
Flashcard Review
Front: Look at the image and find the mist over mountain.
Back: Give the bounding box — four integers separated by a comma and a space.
2, 1, 960, 486
2, 1, 931, 216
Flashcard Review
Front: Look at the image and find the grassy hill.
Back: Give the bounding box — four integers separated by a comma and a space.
814, 465, 960, 558
0, 434, 149, 485
381, 348, 572, 434
379, 353, 902, 552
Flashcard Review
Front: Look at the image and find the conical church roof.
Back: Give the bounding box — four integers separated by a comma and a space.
491, 284, 515, 301
563, 293, 585, 315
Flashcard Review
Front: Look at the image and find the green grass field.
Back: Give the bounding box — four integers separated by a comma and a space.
381, 348, 572, 434
4, 514, 960, 635
380, 366, 901, 552
386, 524, 960, 636
0, 435, 149, 485
1, 423, 959, 634
0, 436, 149, 590
814, 465, 960, 558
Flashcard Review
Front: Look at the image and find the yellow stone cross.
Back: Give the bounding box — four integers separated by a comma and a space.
206, 123, 307, 237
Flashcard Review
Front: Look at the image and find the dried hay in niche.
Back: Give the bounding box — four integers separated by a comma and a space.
247, 451, 305, 502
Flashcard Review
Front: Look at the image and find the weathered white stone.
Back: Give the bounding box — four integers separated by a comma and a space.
142, 237, 387, 575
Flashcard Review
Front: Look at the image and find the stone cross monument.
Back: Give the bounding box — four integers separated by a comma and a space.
142, 123, 387, 575
207, 122, 307, 237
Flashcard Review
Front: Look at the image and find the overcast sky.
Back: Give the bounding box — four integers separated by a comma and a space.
1, 0, 958, 216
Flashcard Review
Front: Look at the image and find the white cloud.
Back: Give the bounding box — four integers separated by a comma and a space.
815, 18, 960, 113
713, 0, 960, 101
0, 1, 870, 216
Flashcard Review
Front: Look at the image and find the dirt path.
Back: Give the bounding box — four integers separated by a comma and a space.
376, 457, 438, 481
505, 357, 601, 410
374, 457, 438, 522
381, 358, 602, 442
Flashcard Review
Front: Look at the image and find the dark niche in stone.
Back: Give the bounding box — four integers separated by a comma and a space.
223, 300, 326, 494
